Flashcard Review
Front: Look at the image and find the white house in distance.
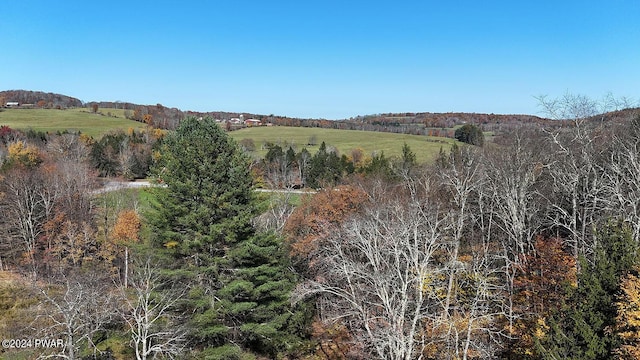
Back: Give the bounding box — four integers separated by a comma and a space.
216, 114, 266, 129
5, 102, 19, 107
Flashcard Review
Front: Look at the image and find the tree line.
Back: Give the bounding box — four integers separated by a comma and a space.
0, 90, 84, 108
256, 140, 418, 189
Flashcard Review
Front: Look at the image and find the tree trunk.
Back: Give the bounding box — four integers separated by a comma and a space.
125, 246, 129, 288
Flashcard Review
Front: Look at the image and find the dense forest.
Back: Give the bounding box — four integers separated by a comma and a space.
2, 92, 640, 358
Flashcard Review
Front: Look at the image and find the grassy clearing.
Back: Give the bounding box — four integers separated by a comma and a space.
0, 108, 146, 138
70, 107, 131, 119
229, 126, 457, 163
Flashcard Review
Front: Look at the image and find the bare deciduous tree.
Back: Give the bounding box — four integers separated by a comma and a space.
118, 258, 187, 360
543, 120, 610, 259
254, 190, 297, 233
33, 270, 117, 360
294, 183, 445, 360
435, 145, 484, 319
426, 248, 506, 360
481, 131, 545, 258
479, 130, 546, 336
536, 92, 637, 122
46, 133, 90, 163
0, 168, 51, 277
536, 92, 600, 121
294, 177, 510, 359
607, 116, 640, 242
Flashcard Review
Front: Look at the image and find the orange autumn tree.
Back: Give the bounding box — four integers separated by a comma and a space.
284, 184, 368, 358
309, 320, 363, 360
509, 236, 577, 358
143, 113, 153, 125
284, 184, 367, 260
109, 209, 141, 287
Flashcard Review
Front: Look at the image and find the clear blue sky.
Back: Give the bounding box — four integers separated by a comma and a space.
1, 1, 638, 119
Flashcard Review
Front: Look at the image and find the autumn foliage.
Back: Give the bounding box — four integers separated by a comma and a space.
112, 210, 141, 243
615, 268, 640, 359
310, 319, 362, 360
514, 236, 577, 315
284, 184, 368, 259
510, 236, 577, 357
7, 141, 42, 168
101, 210, 141, 279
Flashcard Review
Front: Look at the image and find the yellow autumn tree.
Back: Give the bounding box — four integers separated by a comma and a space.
614, 269, 640, 359
7, 141, 42, 168
79, 133, 94, 146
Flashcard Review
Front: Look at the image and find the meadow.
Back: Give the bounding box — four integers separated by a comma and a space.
0, 108, 458, 163
229, 126, 457, 163
0, 108, 146, 138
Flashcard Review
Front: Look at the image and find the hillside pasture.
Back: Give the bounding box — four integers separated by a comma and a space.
0, 108, 146, 138
229, 126, 458, 163
71, 107, 131, 119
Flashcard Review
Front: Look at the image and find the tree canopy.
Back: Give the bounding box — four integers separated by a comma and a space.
454, 123, 484, 146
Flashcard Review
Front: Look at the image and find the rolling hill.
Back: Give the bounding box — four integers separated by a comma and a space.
0, 108, 147, 138
229, 126, 457, 163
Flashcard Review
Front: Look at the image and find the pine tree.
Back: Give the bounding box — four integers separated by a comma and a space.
146, 117, 309, 358
306, 142, 346, 188
537, 221, 638, 359
147, 116, 255, 256
220, 232, 310, 357
146, 116, 255, 351
360, 150, 393, 178
398, 142, 417, 176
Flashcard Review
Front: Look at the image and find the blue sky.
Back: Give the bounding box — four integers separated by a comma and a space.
1, 1, 638, 119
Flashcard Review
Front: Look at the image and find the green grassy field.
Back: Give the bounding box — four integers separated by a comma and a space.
229, 126, 457, 163
0, 108, 459, 162
0, 108, 146, 138
69, 107, 132, 119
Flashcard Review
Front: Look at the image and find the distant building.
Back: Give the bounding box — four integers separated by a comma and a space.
245, 119, 262, 126
5, 102, 19, 107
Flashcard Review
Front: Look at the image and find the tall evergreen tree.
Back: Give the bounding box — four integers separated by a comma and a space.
398, 142, 417, 176
147, 116, 255, 351
148, 116, 255, 256
537, 222, 638, 359
146, 117, 308, 358
360, 150, 394, 179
